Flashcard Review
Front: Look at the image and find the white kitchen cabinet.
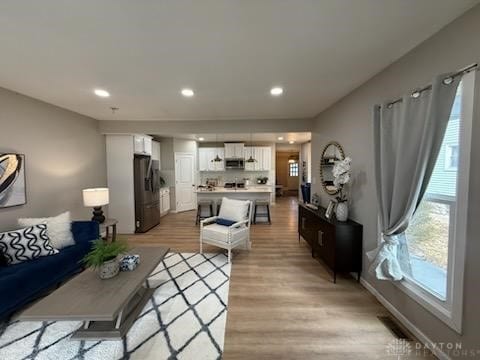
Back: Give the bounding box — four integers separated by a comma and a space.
244, 146, 272, 171
199, 148, 209, 171
199, 148, 224, 171
224, 143, 244, 158
133, 134, 153, 155
160, 188, 171, 217
261, 146, 271, 171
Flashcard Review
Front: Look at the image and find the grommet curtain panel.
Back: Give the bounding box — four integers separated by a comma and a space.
367, 74, 460, 281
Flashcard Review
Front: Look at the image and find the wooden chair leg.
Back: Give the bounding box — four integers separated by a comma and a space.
253, 204, 257, 224
267, 205, 271, 224
227, 248, 231, 263
209, 204, 213, 217
196, 205, 201, 225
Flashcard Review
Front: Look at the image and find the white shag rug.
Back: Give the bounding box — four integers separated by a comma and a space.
0, 252, 231, 360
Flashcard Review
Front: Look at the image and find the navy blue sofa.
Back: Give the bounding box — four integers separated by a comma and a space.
0, 221, 99, 321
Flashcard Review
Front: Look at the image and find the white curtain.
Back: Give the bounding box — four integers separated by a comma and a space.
367, 74, 460, 281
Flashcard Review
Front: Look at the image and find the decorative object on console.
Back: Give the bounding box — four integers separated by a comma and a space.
0, 224, 58, 265
82, 188, 109, 223
0, 153, 26, 208
82, 238, 128, 279
332, 156, 352, 221
18, 211, 75, 249
119, 254, 140, 271
311, 192, 320, 206
325, 200, 335, 219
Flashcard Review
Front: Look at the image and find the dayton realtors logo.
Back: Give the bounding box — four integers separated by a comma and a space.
386, 339, 412, 357
386, 339, 480, 358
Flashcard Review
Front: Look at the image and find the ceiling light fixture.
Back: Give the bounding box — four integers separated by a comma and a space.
181, 88, 194, 97
277, 136, 284, 141
94, 89, 110, 98
198, 137, 205, 141
270, 87, 283, 96
289, 140, 295, 144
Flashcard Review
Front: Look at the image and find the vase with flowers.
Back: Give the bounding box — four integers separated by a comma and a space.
332, 157, 352, 221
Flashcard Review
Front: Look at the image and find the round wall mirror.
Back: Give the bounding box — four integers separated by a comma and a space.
320, 141, 345, 195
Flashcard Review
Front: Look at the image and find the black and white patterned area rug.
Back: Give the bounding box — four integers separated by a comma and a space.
0, 252, 231, 360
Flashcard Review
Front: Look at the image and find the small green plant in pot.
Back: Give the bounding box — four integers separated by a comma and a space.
83, 239, 129, 279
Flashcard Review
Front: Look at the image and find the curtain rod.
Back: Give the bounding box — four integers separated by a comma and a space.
386, 63, 478, 108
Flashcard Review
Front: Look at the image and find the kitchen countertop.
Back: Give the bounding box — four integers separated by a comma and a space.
195, 187, 272, 193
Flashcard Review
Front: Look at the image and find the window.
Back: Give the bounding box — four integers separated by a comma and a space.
444, 144, 459, 171
395, 74, 474, 333
289, 162, 298, 177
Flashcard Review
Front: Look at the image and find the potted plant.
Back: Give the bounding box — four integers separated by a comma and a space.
83, 239, 129, 279
332, 157, 352, 221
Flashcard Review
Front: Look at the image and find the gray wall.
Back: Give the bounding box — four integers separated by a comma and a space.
0, 87, 107, 230
311, 6, 480, 351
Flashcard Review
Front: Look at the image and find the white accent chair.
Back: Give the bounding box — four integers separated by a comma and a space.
200, 197, 253, 263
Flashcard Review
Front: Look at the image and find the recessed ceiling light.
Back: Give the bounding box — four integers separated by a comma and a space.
198, 137, 205, 141
277, 136, 284, 141
270, 87, 283, 96
289, 140, 295, 144
94, 89, 110, 98
181, 88, 194, 97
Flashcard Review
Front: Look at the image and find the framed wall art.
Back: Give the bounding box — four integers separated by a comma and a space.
0, 153, 26, 208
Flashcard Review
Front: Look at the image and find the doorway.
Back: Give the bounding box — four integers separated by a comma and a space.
275, 150, 300, 197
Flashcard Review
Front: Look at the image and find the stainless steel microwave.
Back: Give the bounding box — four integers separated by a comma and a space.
225, 158, 245, 169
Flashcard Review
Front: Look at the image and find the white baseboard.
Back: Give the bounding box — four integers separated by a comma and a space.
360, 278, 450, 360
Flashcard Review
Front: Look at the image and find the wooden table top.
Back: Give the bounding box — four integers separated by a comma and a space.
19, 246, 169, 322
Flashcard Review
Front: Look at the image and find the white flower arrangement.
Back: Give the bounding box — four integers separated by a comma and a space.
332, 157, 351, 202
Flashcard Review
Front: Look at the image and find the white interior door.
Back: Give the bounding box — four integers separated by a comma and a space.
175, 152, 196, 212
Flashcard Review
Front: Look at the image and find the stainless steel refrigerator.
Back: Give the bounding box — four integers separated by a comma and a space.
134, 155, 160, 233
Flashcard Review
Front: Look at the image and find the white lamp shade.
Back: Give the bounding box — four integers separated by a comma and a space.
83, 188, 109, 207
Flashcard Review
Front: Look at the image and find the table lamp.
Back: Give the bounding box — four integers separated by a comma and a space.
82, 188, 109, 223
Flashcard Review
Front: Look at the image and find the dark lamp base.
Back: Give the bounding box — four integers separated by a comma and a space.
92, 206, 105, 223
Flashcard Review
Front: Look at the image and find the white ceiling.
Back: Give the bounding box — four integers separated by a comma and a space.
0, 0, 477, 121
163, 132, 311, 144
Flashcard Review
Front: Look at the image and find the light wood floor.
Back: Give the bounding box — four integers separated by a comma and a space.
129, 197, 432, 359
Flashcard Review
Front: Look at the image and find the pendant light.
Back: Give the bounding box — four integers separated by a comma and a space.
288, 154, 298, 163
212, 133, 223, 162
246, 133, 257, 163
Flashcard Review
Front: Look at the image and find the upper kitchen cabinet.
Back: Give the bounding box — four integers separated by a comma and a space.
260, 146, 272, 171
134, 134, 153, 155
224, 143, 244, 158
244, 146, 272, 171
199, 147, 225, 171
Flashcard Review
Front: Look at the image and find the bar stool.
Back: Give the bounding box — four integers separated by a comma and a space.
253, 200, 271, 224
196, 200, 214, 225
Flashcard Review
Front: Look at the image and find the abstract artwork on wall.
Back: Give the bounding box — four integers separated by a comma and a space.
0, 153, 26, 208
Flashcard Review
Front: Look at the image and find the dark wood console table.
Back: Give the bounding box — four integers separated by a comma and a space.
298, 203, 363, 283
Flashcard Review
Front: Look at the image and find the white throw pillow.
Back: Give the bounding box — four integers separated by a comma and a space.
218, 197, 250, 223
18, 211, 75, 249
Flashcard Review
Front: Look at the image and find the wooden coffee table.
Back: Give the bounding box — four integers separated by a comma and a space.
20, 246, 169, 340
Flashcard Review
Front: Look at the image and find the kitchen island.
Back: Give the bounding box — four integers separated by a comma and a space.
195, 186, 273, 214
